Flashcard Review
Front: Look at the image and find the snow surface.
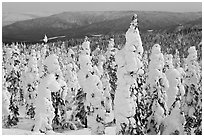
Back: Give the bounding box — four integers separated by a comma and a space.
2, 117, 116, 135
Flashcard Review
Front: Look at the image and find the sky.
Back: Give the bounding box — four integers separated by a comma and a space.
2, 2, 202, 15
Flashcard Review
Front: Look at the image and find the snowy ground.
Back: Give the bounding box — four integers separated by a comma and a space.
2, 127, 116, 135
2, 105, 116, 135
2, 120, 116, 135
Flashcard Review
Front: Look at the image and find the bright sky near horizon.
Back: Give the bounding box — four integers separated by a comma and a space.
3, 2, 202, 15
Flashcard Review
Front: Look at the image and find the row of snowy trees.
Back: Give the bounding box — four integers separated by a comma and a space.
2, 14, 202, 135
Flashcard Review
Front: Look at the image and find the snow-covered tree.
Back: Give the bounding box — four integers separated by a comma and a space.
165, 55, 183, 109
173, 50, 186, 97
77, 38, 106, 134
185, 46, 201, 87
85, 73, 106, 134
183, 46, 202, 135
114, 14, 144, 135
145, 44, 169, 135
38, 45, 48, 78
162, 64, 185, 134
105, 38, 117, 59
51, 69, 70, 130
64, 48, 80, 98
5, 44, 21, 127
81, 36, 91, 56
161, 101, 185, 135
33, 54, 61, 133
23, 50, 39, 118
101, 72, 112, 113
104, 38, 117, 104
2, 70, 11, 127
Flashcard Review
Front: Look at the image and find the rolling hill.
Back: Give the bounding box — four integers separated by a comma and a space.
2, 12, 54, 26
2, 11, 202, 42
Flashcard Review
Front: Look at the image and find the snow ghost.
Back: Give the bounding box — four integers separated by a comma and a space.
33, 54, 61, 133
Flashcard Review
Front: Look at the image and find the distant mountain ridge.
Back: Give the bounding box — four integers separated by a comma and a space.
2, 12, 54, 26
2, 11, 202, 42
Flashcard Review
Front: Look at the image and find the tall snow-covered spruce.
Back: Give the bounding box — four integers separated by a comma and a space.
24, 49, 39, 118
78, 37, 106, 134
183, 46, 202, 135
146, 44, 169, 135
5, 44, 21, 127
114, 14, 143, 135
104, 38, 117, 102
33, 54, 61, 133
161, 54, 185, 135
2, 70, 11, 127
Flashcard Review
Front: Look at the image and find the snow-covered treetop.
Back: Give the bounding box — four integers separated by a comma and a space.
165, 54, 174, 69
187, 46, 197, 62
68, 48, 75, 58
44, 54, 61, 74
152, 44, 161, 54
28, 55, 38, 68
106, 38, 117, 57
41, 46, 47, 56
11, 44, 20, 54
173, 49, 181, 67
5, 47, 13, 59
84, 36, 89, 41
31, 49, 36, 57
166, 68, 181, 87
185, 46, 200, 85
108, 38, 115, 49
78, 53, 93, 72
115, 14, 144, 73
67, 48, 75, 63
130, 13, 138, 27
81, 36, 91, 55
146, 43, 169, 89
149, 44, 164, 70
36, 51, 41, 59
92, 46, 102, 58
56, 47, 61, 55
125, 14, 143, 56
